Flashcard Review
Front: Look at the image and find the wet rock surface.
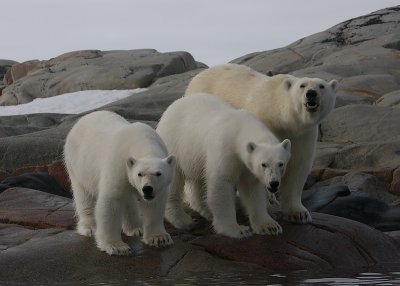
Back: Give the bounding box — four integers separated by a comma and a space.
1, 5, 400, 283
0, 188, 399, 284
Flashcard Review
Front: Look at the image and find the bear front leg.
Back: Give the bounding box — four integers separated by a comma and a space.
141, 192, 173, 247
95, 194, 132, 256
122, 192, 143, 237
207, 177, 252, 238
279, 131, 315, 223
71, 181, 96, 237
165, 170, 195, 230
238, 181, 282, 236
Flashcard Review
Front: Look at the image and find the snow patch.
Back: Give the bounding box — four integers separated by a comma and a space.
0, 89, 147, 116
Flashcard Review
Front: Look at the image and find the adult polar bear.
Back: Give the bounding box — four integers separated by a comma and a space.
185, 64, 338, 223
64, 111, 175, 255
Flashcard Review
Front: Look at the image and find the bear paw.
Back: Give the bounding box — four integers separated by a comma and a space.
143, 233, 173, 248
76, 223, 95, 237
252, 220, 282, 236
214, 223, 253, 239
123, 227, 143, 237
166, 211, 195, 230
97, 240, 132, 256
283, 209, 312, 224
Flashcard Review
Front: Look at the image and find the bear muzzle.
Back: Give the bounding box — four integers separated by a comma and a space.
267, 181, 280, 193
142, 185, 155, 200
305, 89, 320, 112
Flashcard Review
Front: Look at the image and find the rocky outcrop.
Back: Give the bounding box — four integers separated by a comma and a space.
0, 188, 399, 284
0, 49, 201, 105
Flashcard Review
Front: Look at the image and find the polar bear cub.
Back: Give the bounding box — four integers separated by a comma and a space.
64, 111, 175, 255
157, 93, 291, 238
185, 64, 338, 224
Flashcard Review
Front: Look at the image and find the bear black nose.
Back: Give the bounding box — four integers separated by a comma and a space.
306, 89, 317, 100
269, 181, 280, 193
142, 186, 154, 199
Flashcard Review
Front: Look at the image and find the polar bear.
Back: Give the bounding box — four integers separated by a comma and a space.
157, 93, 291, 238
185, 64, 338, 224
64, 111, 175, 255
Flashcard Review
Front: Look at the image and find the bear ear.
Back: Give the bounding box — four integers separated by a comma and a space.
164, 154, 176, 167
246, 142, 257, 153
127, 157, 136, 168
329, 80, 339, 92
284, 79, 293, 91
281, 139, 291, 152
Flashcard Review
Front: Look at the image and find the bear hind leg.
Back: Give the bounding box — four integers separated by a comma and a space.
165, 170, 195, 230
184, 181, 212, 221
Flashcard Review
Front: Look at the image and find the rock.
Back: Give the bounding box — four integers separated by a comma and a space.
0, 222, 270, 284
0, 172, 70, 198
0, 59, 18, 83
0, 193, 399, 284
0, 161, 70, 192
321, 105, 400, 144
0, 113, 67, 138
0, 188, 74, 229
391, 167, 400, 196
0, 49, 201, 105
2, 59, 42, 86
303, 183, 400, 231
191, 213, 400, 271
316, 105, 400, 170
376, 90, 400, 107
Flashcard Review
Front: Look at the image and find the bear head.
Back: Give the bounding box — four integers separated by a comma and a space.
245, 139, 291, 193
284, 76, 338, 124
126, 155, 176, 202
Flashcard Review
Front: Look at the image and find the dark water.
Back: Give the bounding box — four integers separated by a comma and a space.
3, 268, 400, 285
86, 271, 400, 285
78, 271, 400, 285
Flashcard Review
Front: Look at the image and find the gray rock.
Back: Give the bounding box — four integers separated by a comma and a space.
320, 105, 400, 143
0, 49, 201, 105
376, 90, 400, 107
0, 59, 18, 83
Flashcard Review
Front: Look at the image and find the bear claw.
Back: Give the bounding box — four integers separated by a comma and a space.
97, 240, 132, 256
143, 233, 173, 248
283, 210, 312, 224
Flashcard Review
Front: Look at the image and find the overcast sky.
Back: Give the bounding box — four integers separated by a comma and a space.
2, 0, 399, 66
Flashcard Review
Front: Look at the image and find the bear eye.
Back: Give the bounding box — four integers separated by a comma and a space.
155, 172, 162, 176
138, 173, 143, 177
319, 84, 325, 89
300, 84, 306, 88
261, 163, 268, 168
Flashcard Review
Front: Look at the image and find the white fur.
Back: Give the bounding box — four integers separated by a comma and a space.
185, 64, 338, 223
64, 111, 175, 256
157, 94, 291, 238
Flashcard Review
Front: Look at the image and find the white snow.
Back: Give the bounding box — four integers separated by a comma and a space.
0, 89, 147, 116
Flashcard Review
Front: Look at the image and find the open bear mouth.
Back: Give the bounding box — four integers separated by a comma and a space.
267, 187, 278, 194
305, 102, 320, 112
144, 194, 155, 200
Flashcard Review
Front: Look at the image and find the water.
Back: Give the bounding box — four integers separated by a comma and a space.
3, 269, 400, 285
